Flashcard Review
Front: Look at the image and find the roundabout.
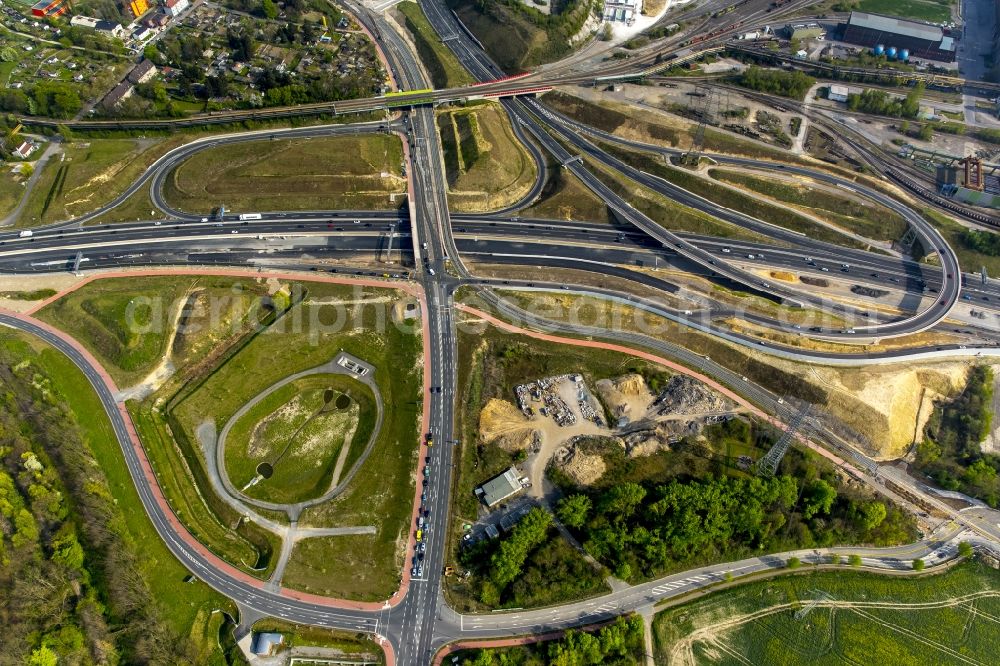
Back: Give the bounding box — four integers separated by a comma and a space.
216, 352, 383, 515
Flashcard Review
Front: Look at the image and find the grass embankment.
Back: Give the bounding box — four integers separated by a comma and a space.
596, 140, 875, 249
42, 275, 423, 593
584, 153, 765, 241
251, 619, 384, 661
397, 1, 473, 88
0, 329, 237, 663
0, 288, 58, 300
653, 560, 999, 665
542, 90, 803, 162
158, 280, 422, 600
162, 134, 406, 213
224, 373, 376, 505
447, 0, 594, 71
710, 168, 908, 242
36, 275, 202, 387
521, 152, 611, 222
15, 137, 178, 227
0, 167, 26, 219
437, 102, 537, 212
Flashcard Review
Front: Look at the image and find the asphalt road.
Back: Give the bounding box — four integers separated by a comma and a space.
0, 4, 995, 663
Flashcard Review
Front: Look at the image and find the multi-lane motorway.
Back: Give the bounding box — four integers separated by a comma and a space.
2, 2, 1000, 664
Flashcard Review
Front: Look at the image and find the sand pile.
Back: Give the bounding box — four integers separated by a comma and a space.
556, 447, 608, 487
479, 398, 536, 451
597, 373, 655, 421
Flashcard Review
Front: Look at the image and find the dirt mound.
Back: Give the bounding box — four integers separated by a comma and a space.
597, 373, 655, 422
654, 375, 733, 416
479, 398, 536, 452
556, 446, 607, 487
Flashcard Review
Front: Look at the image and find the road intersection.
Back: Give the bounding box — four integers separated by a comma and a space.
3, 2, 1000, 664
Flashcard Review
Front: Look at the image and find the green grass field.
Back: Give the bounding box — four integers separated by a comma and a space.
858, 0, 953, 24
521, 152, 611, 222
654, 560, 999, 665
398, 1, 473, 88
0, 329, 236, 663
224, 373, 376, 505
40, 276, 420, 586
251, 619, 384, 661
36, 275, 271, 387
16, 138, 173, 227
283, 533, 400, 600
0, 166, 26, 220
437, 103, 538, 213
162, 134, 406, 214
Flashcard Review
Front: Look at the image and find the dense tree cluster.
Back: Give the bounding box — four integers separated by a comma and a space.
846, 83, 924, 118
0, 350, 190, 663
0, 81, 82, 118
458, 507, 605, 608
917, 366, 1000, 506
460, 615, 644, 666
961, 229, 1000, 257
552, 420, 914, 581
736, 66, 815, 100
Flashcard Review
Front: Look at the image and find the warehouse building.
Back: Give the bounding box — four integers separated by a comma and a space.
840, 11, 957, 62
475, 467, 523, 508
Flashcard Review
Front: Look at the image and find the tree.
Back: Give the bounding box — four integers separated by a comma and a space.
787, 556, 801, 569
143, 43, 160, 64
912, 558, 925, 571
261, 0, 278, 19
917, 124, 934, 141
802, 478, 837, 519
557, 494, 591, 529
857, 501, 887, 531
958, 541, 974, 558
848, 554, 862, 567
27, 646, 57, 666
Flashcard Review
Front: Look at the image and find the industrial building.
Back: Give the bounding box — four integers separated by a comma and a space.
784, 22, 824, 41
474, 467, 523, 508
839, 11, 957, 62
828, 84, 850, 103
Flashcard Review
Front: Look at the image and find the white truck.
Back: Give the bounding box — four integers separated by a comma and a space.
18, 230, 32, 238
238, 213, 262, 221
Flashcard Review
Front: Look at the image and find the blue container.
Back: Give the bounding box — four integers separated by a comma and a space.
887, 46, 898, 60
874, 44, 885, 55
899, 48, 910, 61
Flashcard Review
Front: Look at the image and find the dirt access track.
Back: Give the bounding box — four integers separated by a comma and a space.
1, 267, 433, 623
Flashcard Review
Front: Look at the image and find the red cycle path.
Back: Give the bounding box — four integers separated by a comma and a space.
10, 267, 438, 666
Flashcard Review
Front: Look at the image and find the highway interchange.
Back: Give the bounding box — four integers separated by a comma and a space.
5, 1, 1000, 663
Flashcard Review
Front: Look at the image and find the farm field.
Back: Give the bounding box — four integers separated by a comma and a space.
653, 560, 1000, 665
437, 102, 538, 212
162, 134, 406, 213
